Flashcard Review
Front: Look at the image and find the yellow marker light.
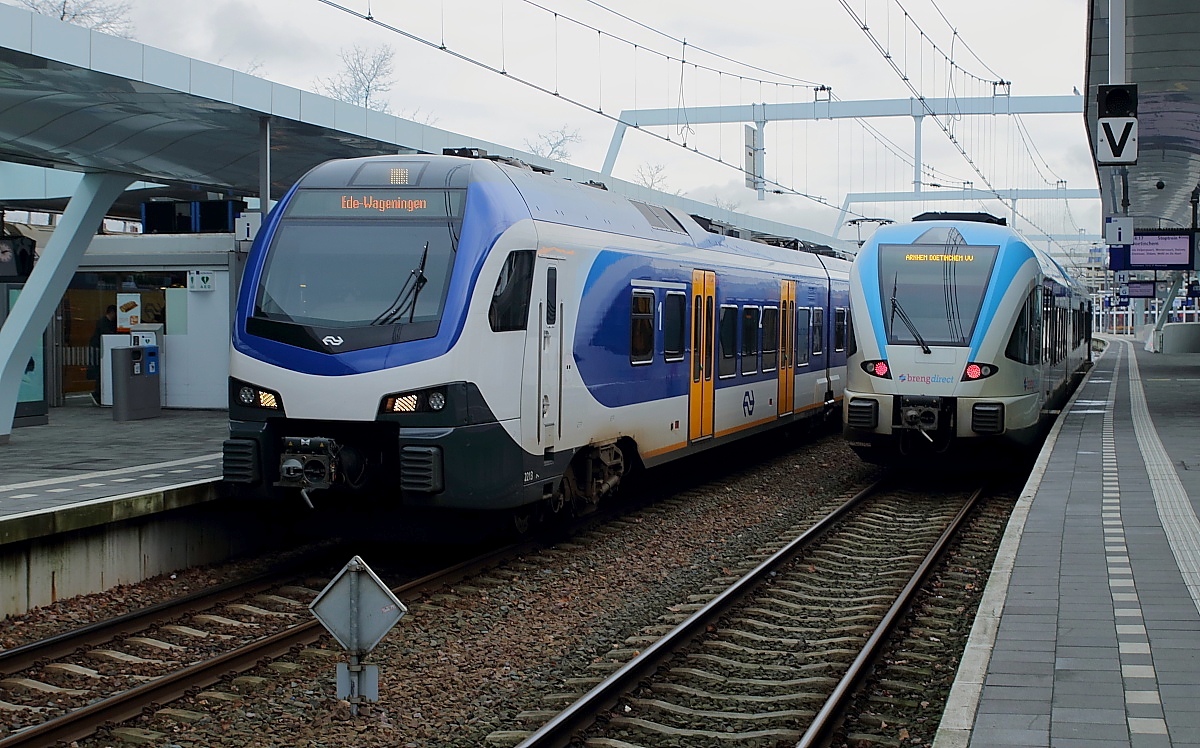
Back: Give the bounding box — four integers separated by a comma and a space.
389, 394, 419, 412
258, 391, 279, 409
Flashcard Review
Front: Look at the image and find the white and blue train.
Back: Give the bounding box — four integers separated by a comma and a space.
842, 212, 1091, 464
222, 152, 851, 521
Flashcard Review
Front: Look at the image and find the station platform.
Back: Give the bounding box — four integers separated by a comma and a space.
0, 397, 226, 543
937, 337, 1200, 748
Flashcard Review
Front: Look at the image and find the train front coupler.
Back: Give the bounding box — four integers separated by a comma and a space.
276, 436, 340, 508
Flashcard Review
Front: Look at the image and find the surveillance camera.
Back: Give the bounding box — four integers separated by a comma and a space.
1156, 180, 1166, 190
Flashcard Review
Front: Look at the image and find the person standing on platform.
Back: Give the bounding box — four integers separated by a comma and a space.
88, 304, 117, 405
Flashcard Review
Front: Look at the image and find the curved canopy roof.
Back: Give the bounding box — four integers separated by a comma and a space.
1087, 0, 1200, 229
0, 3, 848, 248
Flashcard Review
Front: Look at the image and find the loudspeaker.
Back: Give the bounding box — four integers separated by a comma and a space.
1097, 84, 1137, 118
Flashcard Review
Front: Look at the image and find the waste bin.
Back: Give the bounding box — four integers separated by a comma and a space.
112, 345, 161, 421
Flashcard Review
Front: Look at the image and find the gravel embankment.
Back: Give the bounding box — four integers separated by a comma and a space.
68, 431, 880, 748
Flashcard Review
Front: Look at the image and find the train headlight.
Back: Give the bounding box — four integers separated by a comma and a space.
231, 379, 282, 410
860, 360, 892, 378
380, 387, 449, 414
962, 362, 998, 381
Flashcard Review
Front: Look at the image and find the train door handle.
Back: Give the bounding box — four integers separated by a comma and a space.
542, 394, 550, 416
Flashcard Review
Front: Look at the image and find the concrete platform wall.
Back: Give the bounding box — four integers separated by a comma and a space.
0, 497, 277, 619
1160, 321, 1200, 353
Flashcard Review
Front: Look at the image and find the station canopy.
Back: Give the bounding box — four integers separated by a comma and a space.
1086, 0, 1200, 229
0, 2, 851, 251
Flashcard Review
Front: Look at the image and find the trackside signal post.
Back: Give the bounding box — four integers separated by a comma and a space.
310, 556, 407, 715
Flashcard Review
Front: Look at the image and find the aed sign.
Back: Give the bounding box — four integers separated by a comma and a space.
1096, 117, 1138, 165
188, 270, 216, 292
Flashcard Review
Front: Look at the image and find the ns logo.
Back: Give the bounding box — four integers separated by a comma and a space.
322, 335, 344, 347
742, 390, 755, 417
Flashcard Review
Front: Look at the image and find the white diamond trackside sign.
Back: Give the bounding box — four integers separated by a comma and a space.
310, 556, 406, 655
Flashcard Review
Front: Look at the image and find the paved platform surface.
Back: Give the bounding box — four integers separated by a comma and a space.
937, 337, 1200, 748
0, 397, 226, 520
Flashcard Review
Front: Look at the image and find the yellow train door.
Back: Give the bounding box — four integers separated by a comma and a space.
778, 280, 795, 416
688, 270, 716, 441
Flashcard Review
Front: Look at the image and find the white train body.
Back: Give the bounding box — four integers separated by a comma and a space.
842, 215, 1091, 463
223, 154, 851, 512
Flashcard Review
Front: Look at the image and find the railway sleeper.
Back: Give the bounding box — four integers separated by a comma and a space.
868, 694, 923, 709
668, 667, 838, 689
703, 641, 860, 663
650, 682, 826, 705
876, 677, 928, 694
856, 712, 910, 729
729, 618, 827, 636
626, 697, 814, 723
684, 653, 837, 675
603, 715, 802, 742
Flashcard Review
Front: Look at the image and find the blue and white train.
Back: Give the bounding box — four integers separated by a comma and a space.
842, 212, 1091, 464
222, 152, 851, 521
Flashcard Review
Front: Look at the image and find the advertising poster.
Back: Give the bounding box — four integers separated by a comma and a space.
8, 288, 43, 404
116, 293, 141, 331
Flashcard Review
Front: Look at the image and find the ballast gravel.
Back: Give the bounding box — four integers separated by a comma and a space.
66, 431, 882, 748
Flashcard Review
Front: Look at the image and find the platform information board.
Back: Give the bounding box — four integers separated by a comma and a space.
1108, 230, 1196, 271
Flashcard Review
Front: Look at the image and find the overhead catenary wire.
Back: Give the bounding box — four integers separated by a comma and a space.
838, 0, 1074, 251
311, 0, 863, 215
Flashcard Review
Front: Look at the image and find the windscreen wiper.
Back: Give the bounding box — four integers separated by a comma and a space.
890, 274, 931, 354
372, 242, 429, 326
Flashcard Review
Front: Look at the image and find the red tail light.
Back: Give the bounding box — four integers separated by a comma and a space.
860, 360, 891, 378
961, 362, 998, 381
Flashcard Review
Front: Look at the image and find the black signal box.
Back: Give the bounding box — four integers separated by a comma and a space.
1098, 84, 1138, 118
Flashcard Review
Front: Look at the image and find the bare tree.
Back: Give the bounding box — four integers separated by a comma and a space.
633, 162, 670, 191
217, 54, 268, 77
712, 195, 741, 212
17, 0, 134, 37
397, 106, 440, 127
314, 45, 395, 113
524, 125, 582, 162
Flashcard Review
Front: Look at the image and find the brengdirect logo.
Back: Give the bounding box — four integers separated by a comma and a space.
897, 373, 954, 384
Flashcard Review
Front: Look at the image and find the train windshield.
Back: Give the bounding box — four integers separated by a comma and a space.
252, 189, 463, 338
877, 240, 999, 346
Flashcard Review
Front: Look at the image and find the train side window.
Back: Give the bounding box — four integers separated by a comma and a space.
488, 250, 535, 332
834, 308, 847, 352
741, 306, 760, 375
761, 306, 779, 371
663, 292, 685, 362
546, 267, 557, 325
795, 307, 811, 367
630, 290, 654, 364
811, 307, 824, 356
718, 305, 737, 378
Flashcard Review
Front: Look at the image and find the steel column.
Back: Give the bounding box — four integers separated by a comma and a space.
0, 171, 133, 443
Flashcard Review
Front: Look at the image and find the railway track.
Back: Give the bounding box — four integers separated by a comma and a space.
0, 540, 532, 748
0, 432, 886, 747
501, 479, 987, 748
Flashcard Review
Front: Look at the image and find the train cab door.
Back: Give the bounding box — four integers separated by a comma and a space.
537, 257, 564, 450
777, 280, 795, 416
688, 270, 716, 442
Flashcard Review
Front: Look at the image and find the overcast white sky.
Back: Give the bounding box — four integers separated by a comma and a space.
116, 0, 1098, 248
